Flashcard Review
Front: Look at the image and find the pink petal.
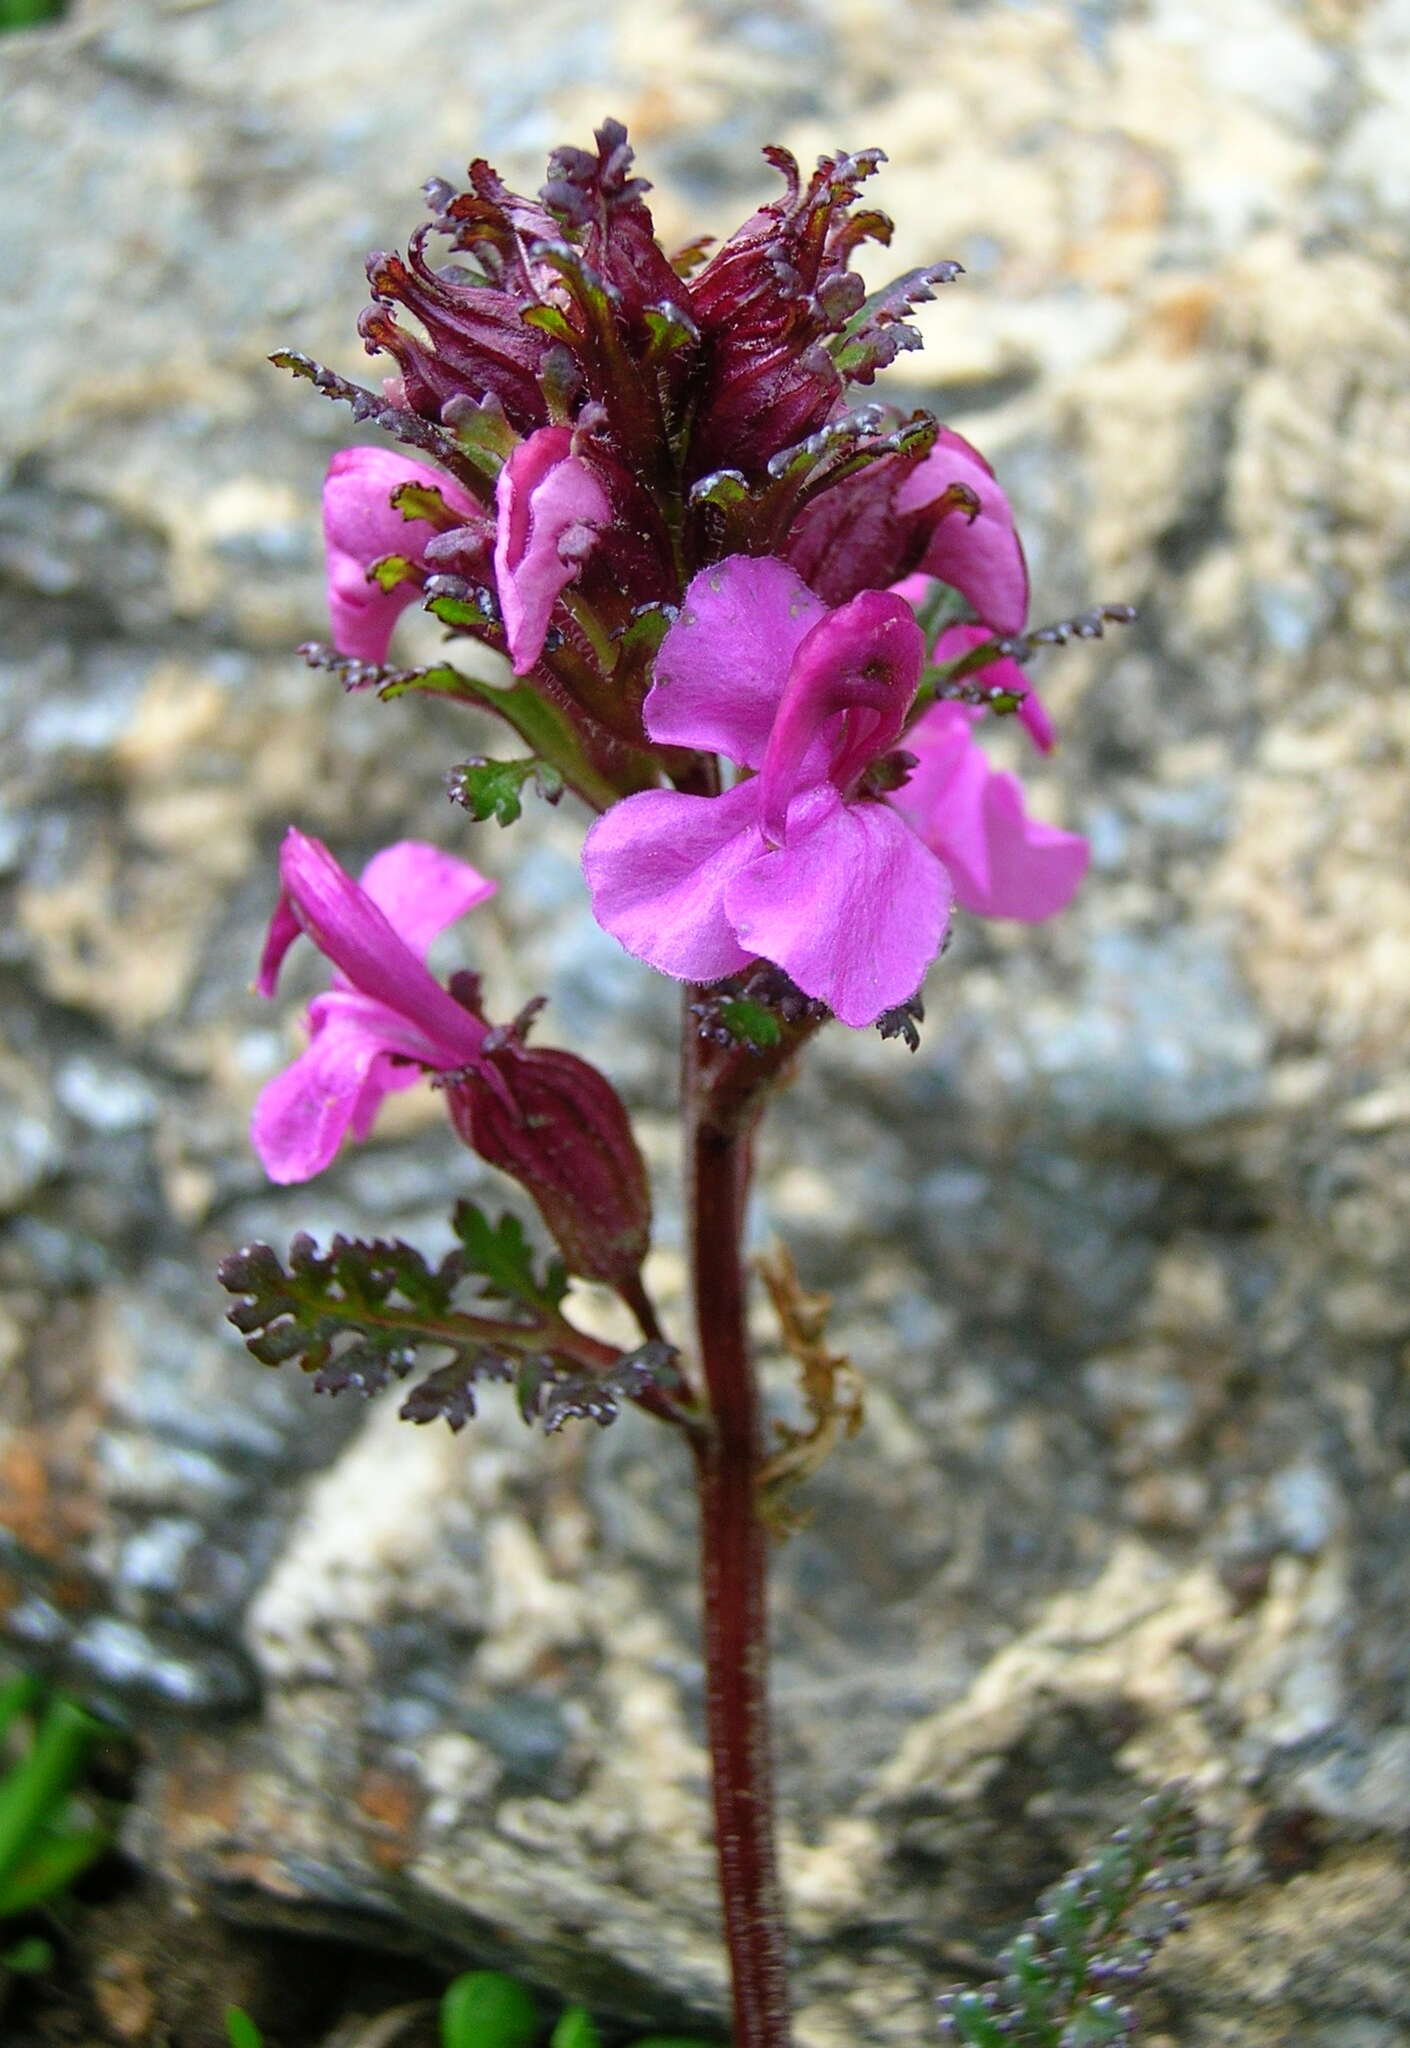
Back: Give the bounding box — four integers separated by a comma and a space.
892, 704, 1087, 921
935, 622, 1055, 754
251, 995, 409, 1183
356, 841, 496, 961
724, 784, 952, 1029
276, 829, 487, 1064
889, 571, 933, 610
895, 427, 1029, 636
757, 590, 924, 845
582, 781, 762, 984
645, 556, 827, 767
493, 426, 611, 674
323, 447, 476, 663
255, 889, 304, 998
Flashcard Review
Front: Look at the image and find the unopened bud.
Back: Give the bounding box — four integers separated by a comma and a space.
447, 1043, 650, 1286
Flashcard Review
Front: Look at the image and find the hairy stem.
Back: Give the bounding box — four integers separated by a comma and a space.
683, 993, 794, 2048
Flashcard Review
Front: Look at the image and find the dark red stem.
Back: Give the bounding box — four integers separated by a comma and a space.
683, 994, 794, 2048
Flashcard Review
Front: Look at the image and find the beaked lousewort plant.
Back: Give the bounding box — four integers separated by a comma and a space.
219, 124, 1140, 2046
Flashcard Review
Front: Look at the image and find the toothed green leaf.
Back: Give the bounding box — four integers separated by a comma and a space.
448, 756, 565, 828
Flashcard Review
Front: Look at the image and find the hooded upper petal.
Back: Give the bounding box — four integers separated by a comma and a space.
582, 781, 763, 984
895, 428, 1028, 636
934, 621, 1055, 754
493, 426, 611, 674
323, 447, 477, 663
892, 704, 1087, 921
644, 556, 827, 767
756, 590, 924, 844
724, 783, 951, 1028
272, 829, 487, 1066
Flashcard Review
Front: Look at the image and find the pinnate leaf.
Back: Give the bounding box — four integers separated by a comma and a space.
936, 1788, 1199, 2047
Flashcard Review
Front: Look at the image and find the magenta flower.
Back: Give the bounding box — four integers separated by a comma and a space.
584, 557, 1089, 1023
323, 447, 478, 663
252, 829, 495, 1183
583, 557, 950, 1028
890, 703, 1088, 921
253, 829, 652, 1282
493, 426, 612, 674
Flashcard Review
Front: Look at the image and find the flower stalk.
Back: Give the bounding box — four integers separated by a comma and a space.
684, 993, 792, 2048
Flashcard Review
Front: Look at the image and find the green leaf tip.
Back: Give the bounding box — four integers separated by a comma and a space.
223, 2006, 265, 2048
440, 1970, 538, 2048
717, 999, 782, 1050
449, 756, 565, 828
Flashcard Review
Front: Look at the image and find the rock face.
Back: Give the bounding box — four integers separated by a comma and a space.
4, 0, 1410, 2041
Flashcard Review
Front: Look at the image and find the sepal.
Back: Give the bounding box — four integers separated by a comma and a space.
445, 1039, 652, 1287
828, 261, 964, 383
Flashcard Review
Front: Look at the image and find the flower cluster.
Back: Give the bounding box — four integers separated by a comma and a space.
260, 120, 1095, 1199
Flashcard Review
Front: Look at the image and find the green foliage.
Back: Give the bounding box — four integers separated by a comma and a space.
0, 1934, 54, 1974
0, 0, 66, 28
452, 1202, 569, 1312
367, 553, 420, 593
0, 1684, 106, 1921
0, 1672, 109, 1996
389, 478, 464, 529
441, 1970, 538, 2048
435, 1971, 715, 2048
218, 1207, 631, 1434
936, 1789, 1198, 2048
641, 302, 701, 364
448, 393, 519, 477
614, 604, 675, 665
549, 2005, 600, 2048
224, 2006, 265, 2048
217, 1214, 566, 1427
295, 638, 624, 817
424, 589, 502, 633
715, 999, 782, 1051
449, 755, 565, 828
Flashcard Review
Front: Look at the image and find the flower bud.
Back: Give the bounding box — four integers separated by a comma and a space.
447, 1042, 651, 1286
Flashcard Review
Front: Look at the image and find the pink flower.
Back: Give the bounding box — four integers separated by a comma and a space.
583, 557, 950, 1028
583, 557, 1088, 1025
323, 447, 478, 663
889, 703, 1088, 922
894, 427, 1029, 635
252, 830, 495, 1183
252, 830, 652, 1284
493, 426, 611, 674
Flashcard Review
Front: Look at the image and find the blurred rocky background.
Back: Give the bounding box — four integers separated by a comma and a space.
3, 0, 1410, 2041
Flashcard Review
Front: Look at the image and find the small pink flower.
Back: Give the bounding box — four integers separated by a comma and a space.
252, 829, 495, 1183
894, 427, 1029, 635
583, 557, 1088, 1025
889, 703, 1088, 922
583, 557, 949, 1028
493, 426, 611, 674
323, 447, 478, 663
